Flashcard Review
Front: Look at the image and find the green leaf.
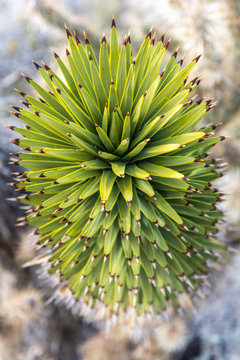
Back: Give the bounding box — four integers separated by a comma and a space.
134, 75, 161, 130
116, 41, 127, 101
111, 161, 126, 178
95, 124, 115, 152
53, 50, 79, 97
117, 176, 133, 203
133, 178, 155, 198
98, 151, 120, 161
152, 177, 189, 190
148, 60, 197, 118
109, 107, 122, 147
121, 112, 131, 141
99, 37, 111, 95
139, 197, 158, 222
110, 19, 119, 83
78, 85, 102, 124
151, 156, 195, 166
125, 35, 132, 73
101, 102, 109, 133
105, 184, 120, 212
153, 132, 204, 146
126, 164, 150, 180
89, 57, 108, 112
68, 134, 99, 157
130, 186, 141, 221
123, 139, 150, 161
139, 161, 184, 179
155, 192, 183, 224
114, 138, 130, 156
67, 34, 97, 102
120, 62, 135, 116
133, 32, 151, 95
57, 169, 100, 184
81, 159, 110, 169
118, 195, 131, 233
133, 143, 181, 161
100, 170, 117, 203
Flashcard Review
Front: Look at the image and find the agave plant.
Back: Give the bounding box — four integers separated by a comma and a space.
8, 18, 226, 320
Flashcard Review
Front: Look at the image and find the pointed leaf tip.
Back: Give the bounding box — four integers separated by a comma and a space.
196, 97, 204, 104
52, 49, 59, 59
9, 111, 20, 118
14, 88, 26, 97
10, 105, 21, 112
191, 76, 198, 84
64, 23, 72, 38
193, 53, 202, 63
83, 31, 90, 44
172, 47, 179, 58
48, 72, 53, 81
220, 135, 230, 141
73, 31, 80, 45
177, 55, 185, 66
145, 28, 152, 39
212, 122, 222, 130
100, 34, 107, 44
20, 101, 29, 108
206, 102, 217, 112
32, 60, 41, 70
159, 32, 165, 43
4, 124, 15, 131
164, 39, 171, 49
21, 73, 31, 83
205, 98, 214, 105
182, 100, 192, 108
111, 16, 116, 28
150, 32, 156, 45
160, 69, 165, 78
41, 61, 50, 71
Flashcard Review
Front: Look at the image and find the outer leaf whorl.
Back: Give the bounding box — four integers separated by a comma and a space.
8, 17, 227, 322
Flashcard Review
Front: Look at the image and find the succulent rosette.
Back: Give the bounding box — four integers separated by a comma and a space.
8, 18, 226, 320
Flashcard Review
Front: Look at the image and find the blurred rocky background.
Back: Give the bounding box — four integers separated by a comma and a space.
0, 0, 240, 359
